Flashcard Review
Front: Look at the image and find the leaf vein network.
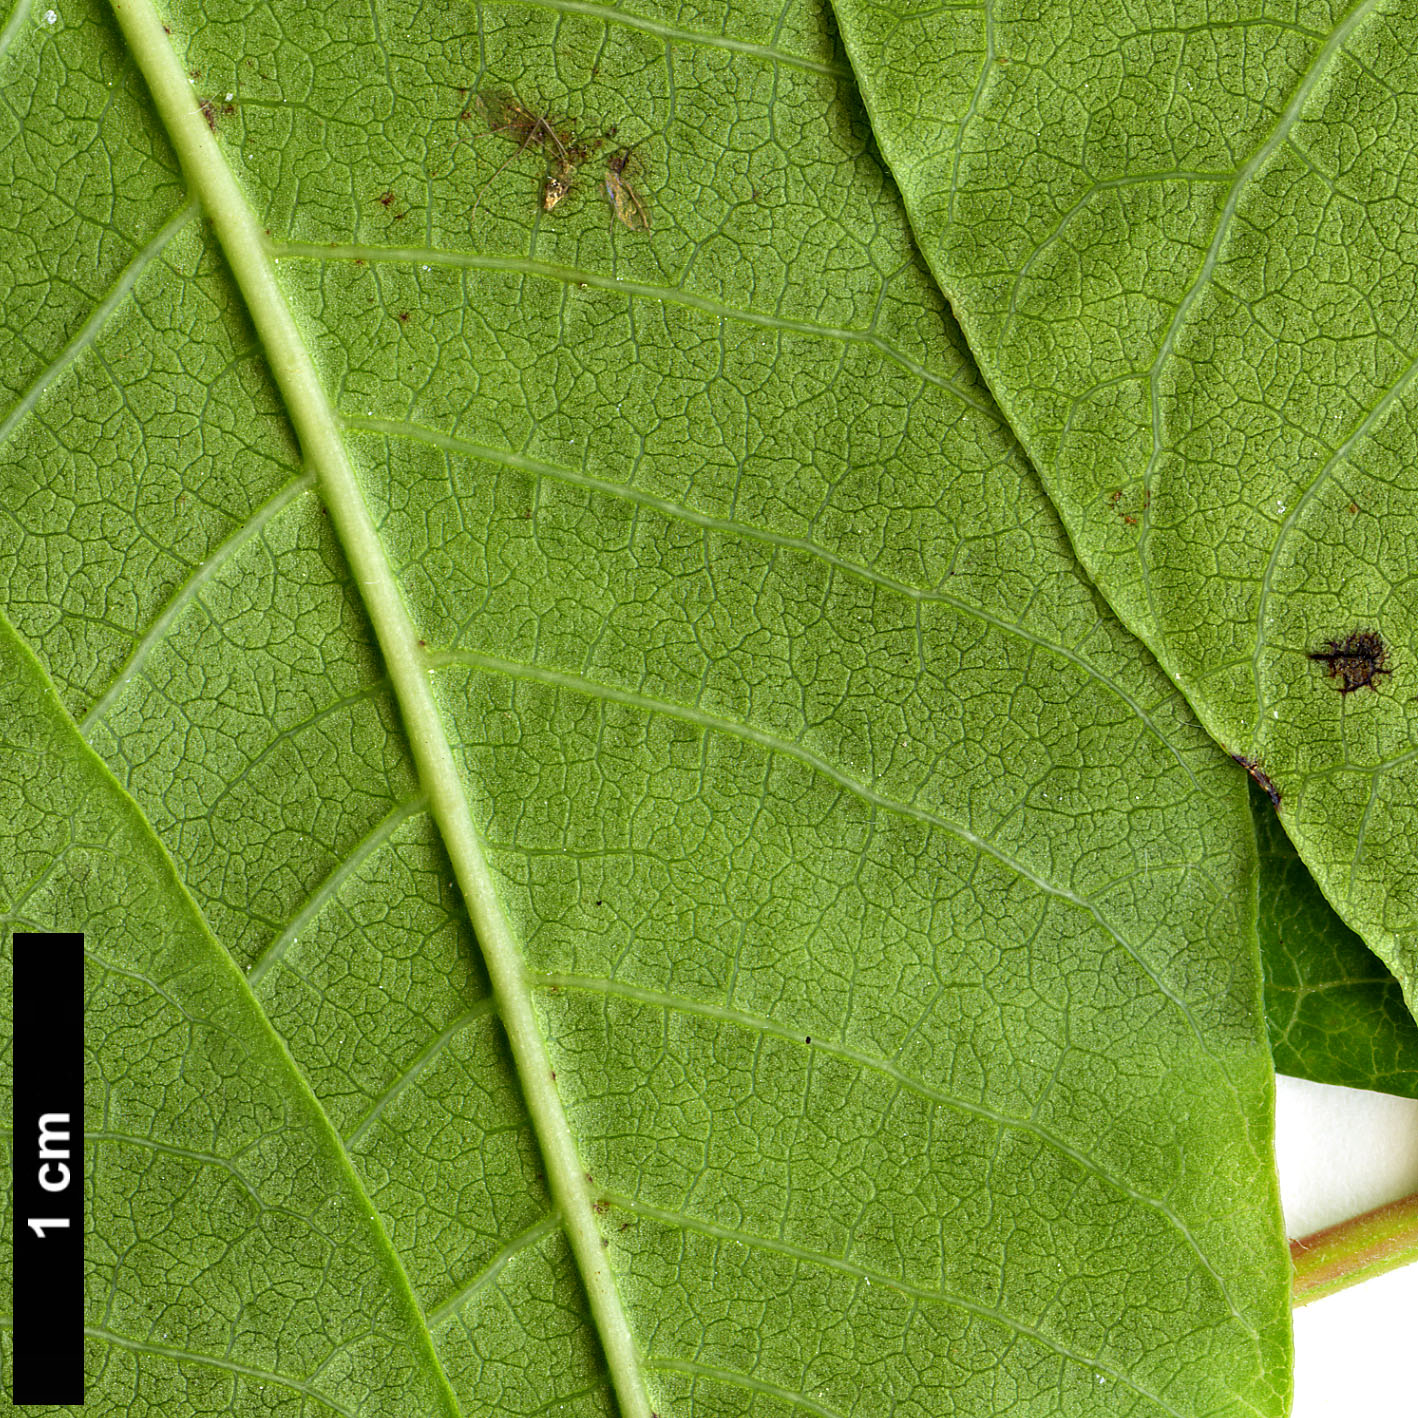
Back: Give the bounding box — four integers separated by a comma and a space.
443, 647, 1213, 1047
354, 413, 1201, 789
277, 245, 994, 414
83, 1326, 359, 1416
523, 0, 850, 76
544, 972, 1250, 1323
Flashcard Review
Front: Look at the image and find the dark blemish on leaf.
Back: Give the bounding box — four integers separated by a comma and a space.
1231, 754, 1281, 809
1348, 501, 1359, 514
398, 311, 410, 324
805, 1036, 811, 1044
592, 1199, 609, 1215
190, 68, 201, 80
417, 638, 426, 646
619, 1221, 630, 1231
353, 257, 365, 266
595, 898, 602, 906
199, 97, 218, 131
378, 190, 396, 207
1309, 629, 1392, 695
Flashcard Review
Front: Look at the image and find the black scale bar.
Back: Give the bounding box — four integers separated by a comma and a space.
11, 931, 85, 1405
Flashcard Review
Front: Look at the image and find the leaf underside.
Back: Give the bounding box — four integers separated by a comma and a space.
1, 0, 1290, 1414
827, 0, 1418, 1020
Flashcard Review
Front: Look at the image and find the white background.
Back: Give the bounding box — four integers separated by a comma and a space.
1275, 1074, 1418, 1415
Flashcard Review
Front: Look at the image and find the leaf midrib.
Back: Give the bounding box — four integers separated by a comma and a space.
104, 1, 653, 1413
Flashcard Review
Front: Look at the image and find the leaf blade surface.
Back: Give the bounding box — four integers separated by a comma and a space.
828, 0, 1418, 1011
1, 0, 1291, 1412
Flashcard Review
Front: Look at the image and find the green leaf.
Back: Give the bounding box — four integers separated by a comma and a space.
2, 0, 1291, 1412
1254, 781, 1418, 1097
0, 610, 463, 1415
827, 0, 1418, 1010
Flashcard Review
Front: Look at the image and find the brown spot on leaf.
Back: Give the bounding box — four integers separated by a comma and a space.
1309, 629, 1392, 695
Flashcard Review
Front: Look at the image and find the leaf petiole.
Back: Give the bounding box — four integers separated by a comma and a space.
1291, 1190, 1418, 1306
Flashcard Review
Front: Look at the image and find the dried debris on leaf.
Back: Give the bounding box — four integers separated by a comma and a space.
603, 147, 650, 230
1308, 629, 1392, 695
468, 92, 648, 227
1231, 755, 1281, 809
470, 92, 611, 221
541, 168, 571, 212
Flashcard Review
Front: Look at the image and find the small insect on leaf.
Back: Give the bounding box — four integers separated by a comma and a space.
1308, 629, 1392, 695
542, 163, 572, 212
604, 147, 649, 230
